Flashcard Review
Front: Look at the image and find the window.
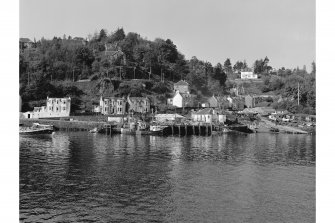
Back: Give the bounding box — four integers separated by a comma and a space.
63, 107, 66, 111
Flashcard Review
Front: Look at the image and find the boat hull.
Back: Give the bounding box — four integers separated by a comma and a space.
20, 129, 54, 135
120, 128, 165, 135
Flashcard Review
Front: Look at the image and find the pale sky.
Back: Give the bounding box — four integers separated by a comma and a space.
20, 0, 315, 71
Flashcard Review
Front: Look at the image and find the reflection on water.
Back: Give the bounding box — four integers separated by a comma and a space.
20, 132, 315, 223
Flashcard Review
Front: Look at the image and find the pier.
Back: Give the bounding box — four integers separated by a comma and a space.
163, 123, 214, 136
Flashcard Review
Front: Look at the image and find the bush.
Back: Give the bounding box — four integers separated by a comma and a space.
151, 82, 171, 94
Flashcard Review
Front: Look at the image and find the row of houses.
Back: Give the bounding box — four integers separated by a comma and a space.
99, 95, 150, 115
167, 80, 253, 110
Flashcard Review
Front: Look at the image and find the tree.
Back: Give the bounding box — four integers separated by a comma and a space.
75, 46, 95, 68
98, 29, 107, 41
242, 60, 248, 70
263, 56, 272, 74
109, 28, 126, 43
233, 61, 244, 73
223, 58, 232, 74
213, 63, 227, 86
253, 56, 271, 74
253, 59, 263, 74
311, 61, 316, 75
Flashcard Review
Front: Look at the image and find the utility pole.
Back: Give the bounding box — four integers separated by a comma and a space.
72, 68, 74, 82
297, 82, 300, 106
149, 66, 151, 80
133, 67, 136, 79
161, 68, 163, 82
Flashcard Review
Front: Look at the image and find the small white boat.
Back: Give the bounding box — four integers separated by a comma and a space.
89, 127, 98, 133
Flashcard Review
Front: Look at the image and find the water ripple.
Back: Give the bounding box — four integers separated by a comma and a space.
20, 132, 315, 223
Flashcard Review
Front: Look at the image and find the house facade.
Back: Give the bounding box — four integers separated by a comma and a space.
170, 91, 183, 107
22, 97, 71, 119
206, 96, 231, 109
241, 72, 258, 79
173, 80, 189, 94
191, 108, 226, 123
100, 97, 127, 115
208, 96, 218, 108
245, 95, 255, 108
127, 96, 150, 114
168, 91, 196, 108
100, 96, 150, 115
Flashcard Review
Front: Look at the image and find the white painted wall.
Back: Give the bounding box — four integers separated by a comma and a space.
172, 91, 183, 108
241, 72, 258, 79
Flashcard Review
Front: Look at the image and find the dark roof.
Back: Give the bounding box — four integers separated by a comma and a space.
128, 97, 149, 103
174, 80, 189, 86
20, 38, 32, 43
194, 108, 213, 115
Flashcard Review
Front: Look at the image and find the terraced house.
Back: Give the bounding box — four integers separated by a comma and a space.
99, 96, 150, 115
127, 96, 150, 114
100, 96, 127, 115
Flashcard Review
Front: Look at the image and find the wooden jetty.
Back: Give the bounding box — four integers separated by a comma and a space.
164, 123, 214, 136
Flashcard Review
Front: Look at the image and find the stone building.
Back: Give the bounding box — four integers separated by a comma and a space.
100, 95, 150, 115
100, 96, 127, 115
173, 80, 190, 94
127, 96, 150, 114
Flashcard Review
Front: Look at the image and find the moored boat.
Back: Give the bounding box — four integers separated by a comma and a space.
20, 123, 54, 135
149, 124, 168, 135
120, 121, 168, 135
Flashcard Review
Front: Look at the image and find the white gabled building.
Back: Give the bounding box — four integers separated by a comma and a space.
241, 72, 258, 79
171, 91, 183, 107
167, 90, 196, 108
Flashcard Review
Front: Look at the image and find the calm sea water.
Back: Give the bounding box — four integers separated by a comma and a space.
20, 132, 315, 223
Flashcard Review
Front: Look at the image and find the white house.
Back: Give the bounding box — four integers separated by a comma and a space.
191, 108, 226, 123
241, 72, 258, 79
22, 97, 71, 119
168, 90, 196, 108
172, 91, 183, 107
